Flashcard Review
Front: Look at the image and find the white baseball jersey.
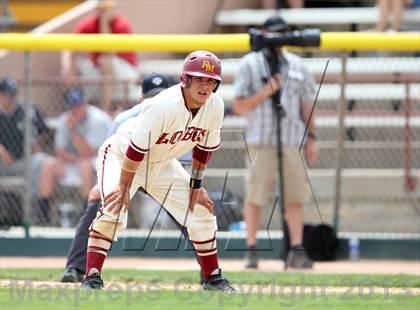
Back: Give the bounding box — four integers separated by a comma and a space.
107, 84, 224, 164
93, 84, 223, 243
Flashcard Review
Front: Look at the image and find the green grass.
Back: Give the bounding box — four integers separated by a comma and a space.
1, 268, 419, 310
1, 268, 419, 288
1, 288, 419, 310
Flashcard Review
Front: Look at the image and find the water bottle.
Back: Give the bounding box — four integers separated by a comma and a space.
348, 235, 360, 261
229, 221, 246, 231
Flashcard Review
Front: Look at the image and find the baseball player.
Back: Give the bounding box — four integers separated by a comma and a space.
60, 73, 180, 283
81, 50, 235, 292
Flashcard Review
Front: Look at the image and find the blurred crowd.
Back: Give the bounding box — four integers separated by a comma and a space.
1, 1, 138, 226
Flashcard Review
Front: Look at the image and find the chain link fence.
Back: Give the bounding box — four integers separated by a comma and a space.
0, 52, 419, 234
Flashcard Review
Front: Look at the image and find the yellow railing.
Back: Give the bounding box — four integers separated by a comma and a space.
0, 32, 419, 52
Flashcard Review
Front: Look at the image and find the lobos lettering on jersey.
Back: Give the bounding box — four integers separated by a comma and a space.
156, 126, 206, 145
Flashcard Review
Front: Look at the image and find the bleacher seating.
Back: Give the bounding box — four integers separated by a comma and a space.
215, 7, 420, 30
139, 57, 420, 106
138, 56, 420, 202
1, 56, 417, 206
1, 1, 418, 229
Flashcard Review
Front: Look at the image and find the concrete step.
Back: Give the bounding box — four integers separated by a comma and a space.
139, 57, 420, 78
210, 142, 419, 169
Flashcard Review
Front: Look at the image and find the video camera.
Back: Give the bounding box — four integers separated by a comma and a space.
249, 28, 321, 51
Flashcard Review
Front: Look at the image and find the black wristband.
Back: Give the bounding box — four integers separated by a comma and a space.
307, 132, 317, 140
189, 178, 202, 189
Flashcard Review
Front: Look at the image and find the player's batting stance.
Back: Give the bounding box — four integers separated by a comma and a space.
81, 50, 235, 291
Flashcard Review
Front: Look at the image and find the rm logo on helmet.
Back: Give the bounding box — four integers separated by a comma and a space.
202, 61, 215, 72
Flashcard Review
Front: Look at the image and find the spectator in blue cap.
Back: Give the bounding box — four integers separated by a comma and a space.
0, 76, 18, 96
55, 87, 111, 200
64, 87, 86, 108
0, 77, 62, 225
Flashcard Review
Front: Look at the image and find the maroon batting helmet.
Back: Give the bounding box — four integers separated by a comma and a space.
180, 50, 222, 92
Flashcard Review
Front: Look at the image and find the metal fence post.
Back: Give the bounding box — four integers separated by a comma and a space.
23, 51, 33, 238
403, 82, 417, 193
333, 53, 348, 231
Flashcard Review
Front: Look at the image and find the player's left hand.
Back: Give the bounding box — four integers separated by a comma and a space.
188, 187, 214, 214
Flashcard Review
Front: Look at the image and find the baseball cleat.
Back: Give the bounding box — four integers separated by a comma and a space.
81, 272, 104, 290
202, 269, 236, 292
60, 267, 84, 283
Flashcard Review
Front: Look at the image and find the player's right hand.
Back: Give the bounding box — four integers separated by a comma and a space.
104, 185, 131, 215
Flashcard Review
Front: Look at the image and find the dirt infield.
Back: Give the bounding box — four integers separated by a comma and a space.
1, 257, 419, 275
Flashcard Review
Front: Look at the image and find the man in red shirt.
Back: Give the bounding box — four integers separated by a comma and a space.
61, 0, 139, 112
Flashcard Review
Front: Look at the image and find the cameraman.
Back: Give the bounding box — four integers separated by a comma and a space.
233, 16, 317, 269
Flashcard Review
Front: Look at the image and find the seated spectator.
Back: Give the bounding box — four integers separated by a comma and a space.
55, 88, 111, 199
60, 0, 139, 112
0, 77, 62, 225
375, 0, 413, 31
